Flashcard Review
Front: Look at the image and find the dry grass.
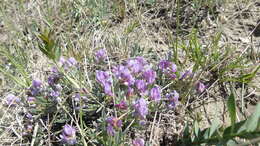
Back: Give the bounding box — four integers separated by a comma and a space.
0, 0, 259, 145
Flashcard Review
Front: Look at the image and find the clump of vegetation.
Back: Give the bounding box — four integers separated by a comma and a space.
0, 0, 259, 145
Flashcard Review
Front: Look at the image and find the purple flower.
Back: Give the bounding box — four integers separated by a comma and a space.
126, 57, 146, 74
48, 73, 61, 86
96, 70, 111, 86
150, 86, 161, 102
5, 94, 20, 106
158, 60, 177, 79
106, 125, 115, 136
106, 116, 122, 136
132, 138, 145, 146
135, 80, 147, 94
113, 65, 135, 86
158, 60, 171, 71
166, 90, 179, 108
135, 56, 147, 65
196, 82, 205, 93
133, 98, 148, 119
106, 117, 122, 128
104, 82, 113, 96
32, 79, 42, 88
126, 87, 134, 98
59, 57, 77, 70
50, 90, 60, 97
143, 68, 156, 84
60, 124, 77, 145
180, 70, 192, 80
51, 66, 58, 73
26, 113, 33, 120
95, 49, 106, 62
170, 63, 177, 73
73, 93, 81, 102
27, 97, 36, 107
59, 57, 66, 66
66, 57, 77, 67
115, 100, 128, 110
96, 70, 113, 96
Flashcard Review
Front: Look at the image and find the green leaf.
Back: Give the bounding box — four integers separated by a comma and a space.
194, 120, 200, 138
209, 119, 220, 137
227, 92, 236, 127
243, 103, 260, 132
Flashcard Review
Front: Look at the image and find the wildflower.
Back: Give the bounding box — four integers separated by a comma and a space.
158, 60, 177, 79
113, 65, 135, 86
96, 70, 112, 86
48, 73, 61, 86
54, 84, 63, 92
150, 86, 161, 102
106, 125, 115, 136
95, 49, 106, 62
60, 124, 77, 145
166, 90, 179, 108
50, 90, 60, 98
27, 97, 36, 107
106, 116, 122, 136
66, 57, 77, 67
135, 80, 147, 94
180, 70, 192, 80
28, 79, 42, 96
106, 117, 122, 128
23, 124, 33, 136
126, 87, 134, 98
32, 79, 42, 88
72, 93, 79, 102
115, 100, 128, 110
158, 60, 171, 71
5, 94, 20, 106
143, 68, 156, 84
59, 57, 66, 66
133, 98, 148, 119
51, 66, 58, 73
96, 70, 113, 96
126, 57, 146, 74
170, 63, 177, 73
26, 113, 33, 120
132, 138, 145, 146
135, 56, 147, 65
196, 82, 205, 93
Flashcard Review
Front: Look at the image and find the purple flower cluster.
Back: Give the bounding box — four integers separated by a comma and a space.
96, 70, 113, 96
47, 68, 63, 101
132, 138, 145, 146
60, 124, 77, 145
73, 93, 87, 110
115, 100, 128, 110
25, 79, 43, 107
180, 69, 193, 80
113, 65, 135, 86
150, 86, 161, 102
27, 79, 42, 96
196, 82, 206, 93
166, 90, 179, 109
143, 67, 157, 84
59, 57, 77, 70
133, 98, 148, 119
96, 57, 162, 102
106, 117, 122, 136
5, 94, 20, 107
158, 60, 177, 79
95, 49, 106, 62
